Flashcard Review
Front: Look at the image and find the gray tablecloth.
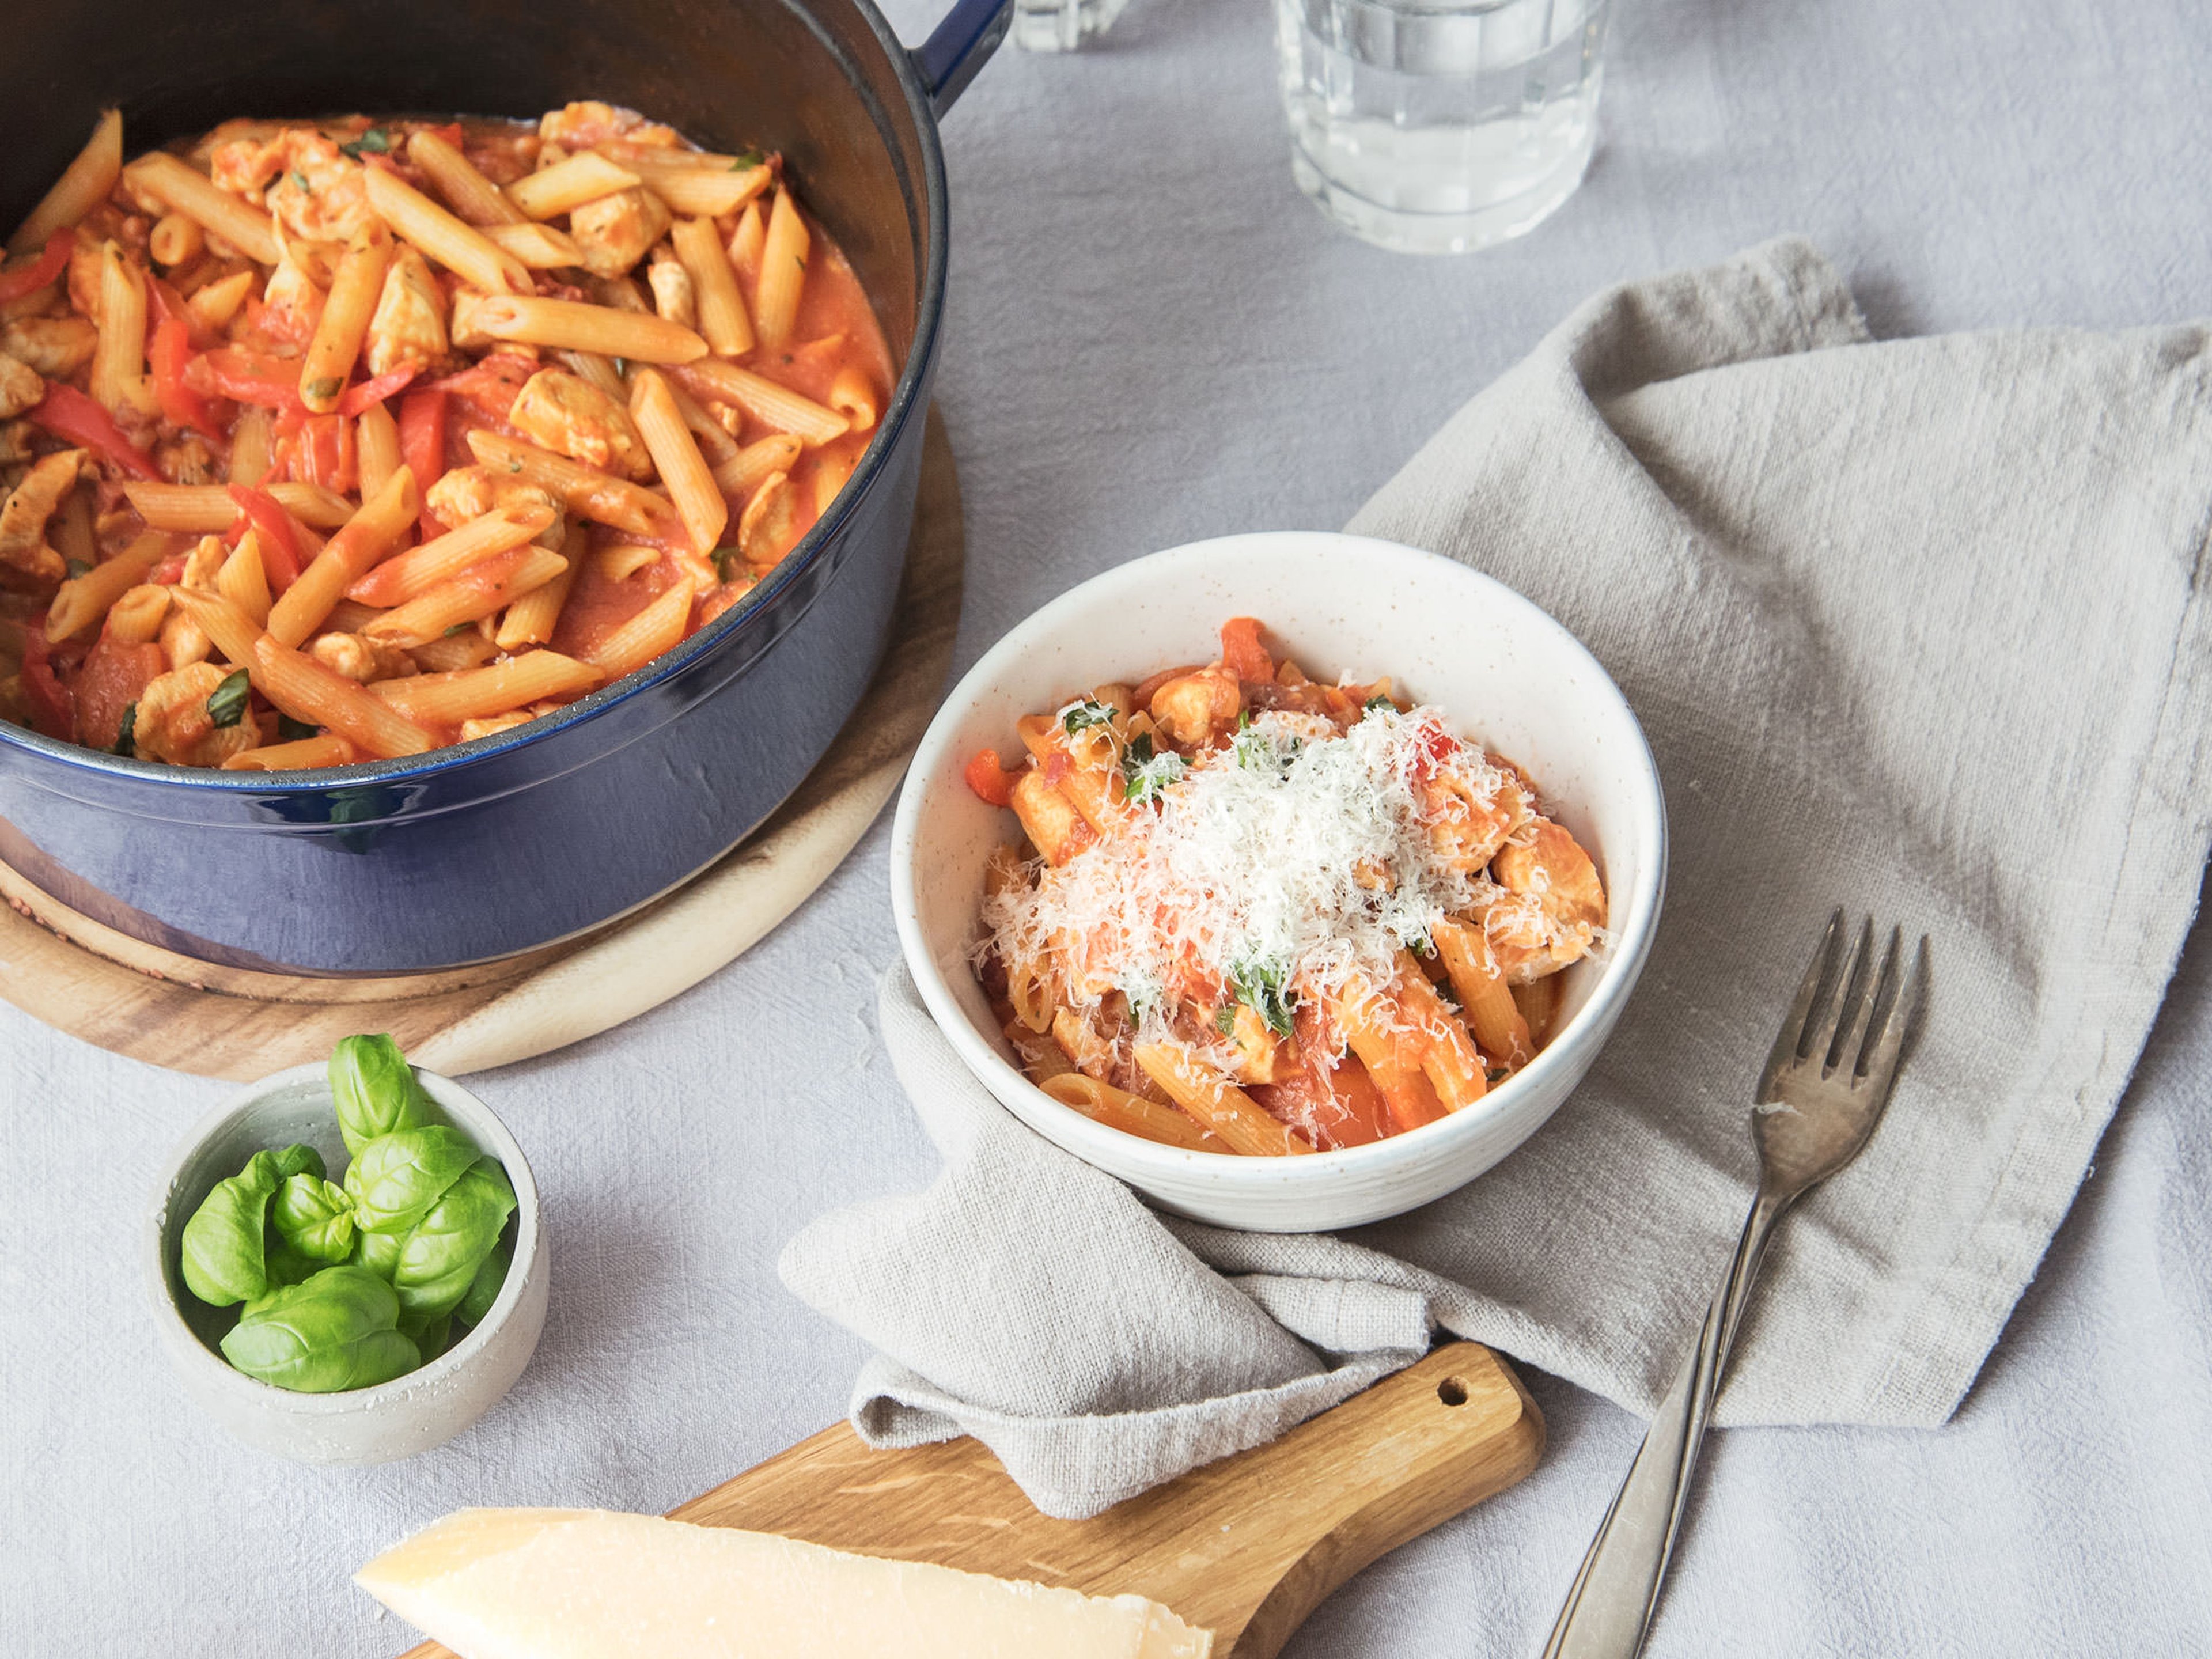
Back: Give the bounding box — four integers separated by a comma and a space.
5, 0, 2209, 1652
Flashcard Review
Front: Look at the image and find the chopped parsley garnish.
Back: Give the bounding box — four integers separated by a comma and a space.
204, 669, 251, 729
1213, 1005, 1238, 1037
65, 557, 91, 579
1120, 732, 1186, 806
443, 622, 476, 637
304, 376, 343, 402
1058, 696, 1113, 736
277, 714, 319, 742
290, 171, 311, 191
1228, 953, 1295, 1039
339, 128, 392, 160
112, 702, 138, 758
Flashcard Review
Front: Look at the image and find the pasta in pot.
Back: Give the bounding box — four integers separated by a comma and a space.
966, 618, 1610, 1157
0, 102, 892, 767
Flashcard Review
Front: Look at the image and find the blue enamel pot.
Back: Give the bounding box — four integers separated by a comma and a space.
0, 0, 1010, 974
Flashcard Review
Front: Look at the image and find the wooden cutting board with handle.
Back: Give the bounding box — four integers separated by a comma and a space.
397, 1342, 1541, 1659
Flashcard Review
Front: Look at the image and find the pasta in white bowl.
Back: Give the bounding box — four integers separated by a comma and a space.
891, 531, 1668, 1232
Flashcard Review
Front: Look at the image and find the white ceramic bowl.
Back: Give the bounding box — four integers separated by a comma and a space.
891, 531, 1667, 1232
147, 1063, 547, 1464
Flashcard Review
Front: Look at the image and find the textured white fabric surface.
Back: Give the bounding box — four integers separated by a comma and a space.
781, 238, 2212, 1517
5, 0, 2211, 1653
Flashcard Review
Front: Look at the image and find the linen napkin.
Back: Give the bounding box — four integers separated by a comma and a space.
781, 238, 2212, 1520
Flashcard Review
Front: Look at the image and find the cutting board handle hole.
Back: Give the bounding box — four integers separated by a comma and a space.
1437, 1377, 1469, 1407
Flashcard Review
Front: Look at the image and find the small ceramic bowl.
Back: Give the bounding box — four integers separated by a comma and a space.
891, 531, 1668, 1232
147, 1062, 547, 1465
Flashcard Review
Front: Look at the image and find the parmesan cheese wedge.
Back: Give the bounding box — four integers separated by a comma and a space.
357, 1508, 1214, 1659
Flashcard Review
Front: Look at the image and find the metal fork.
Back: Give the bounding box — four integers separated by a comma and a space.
1540, 911, 1928, 1659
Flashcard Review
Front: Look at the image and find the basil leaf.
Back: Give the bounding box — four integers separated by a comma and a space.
277, 714, 319, 741
456, 1232, 513, 1327
330, 1033, 430, 1157
112, 702, 138, 758
180, 1143, 324, 1307
204, 669, 251, 729
344, 1126, 482, 1236
730, 149, 764, 171
1213, 1005, 1238, 1037
1365, 692, 1395, 712
1058, 697, 1112, 736
389, 1160, 517, 1320
65, 557, 91, 579
1120, 732, 1187, 807
339, 128, 391, 160
1228, 954, 1295, 1039
221, 1266, 419, 1393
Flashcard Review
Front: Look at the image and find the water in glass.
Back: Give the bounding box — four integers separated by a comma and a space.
1276, 0, 1612, 254
1013, 0, 1128, 51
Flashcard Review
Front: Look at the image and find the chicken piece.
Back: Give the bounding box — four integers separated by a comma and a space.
1484, 819, 1608, 984
364, 247, 449, 378
309, 631, 419, 684
646, 250, 695, 329
447, 286, 502, 353
264, 130, 373, 243
131, 661, 262, 767
0, 449, 83, 587
179, 533, 229, 595
423, 465, 564, 533
538, 101, 680, 151
1, 316, 97, 379
67, 237, 104, 319
0, 351, 41, 421
261, 245, 327, 346
0, 420, 34, 465
1423, 757, 1533, 874
458, 710, 536, 743
159, 605, 211, 671
208, 131, 285, 198
507, 368, 652, 481
568, 187, 671, 279
1148, 665, 1242, 748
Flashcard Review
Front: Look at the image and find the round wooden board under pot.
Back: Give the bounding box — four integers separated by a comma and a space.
0, 410, 964, 1081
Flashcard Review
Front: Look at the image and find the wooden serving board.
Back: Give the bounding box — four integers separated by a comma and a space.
0, 410, 962, 1080
399, 1342, 1543, 1659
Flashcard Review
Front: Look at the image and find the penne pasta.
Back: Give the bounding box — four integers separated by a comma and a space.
44, 532, 169, 641
251, 636, 437, 759
494, 518, 586, 651
557, 349, 626, 399
752, 188, 809, 351
484, 221, 586, 270
407, 129, 526, 226
672, 359, 847, 446
216, 532, 274, 627
712, 433, 801, 498
1131, 1043, 1316, 1157
102, 584, 172, 645
576, 575, 694, 681
123, 151, 280, 267
11, 108, 123, 253
267, 466, 421, 646
727, 199, 766, 285
407, 628, 500, 674
1040, 1073, 1226, 1153
167, 586, 264, 669
349, 502, 559, 607
1434, 918, 1533, 1068
123, 480, 352, 533
368, 649, 601, 724
628, 368, 726, 556
595, 544, 661, 584
300, 223, 393, 413
221, 734, 358, 771
622, 158, 775, 219
662, 374, 739, 464
464, 430, 675, 535
505, 151, 641, 220
468, 293, 707, 363
1385, 949, 1488, 1109
355, 400, 403, 500
90, 241, 148, 415
669, 215, 753, 357
186, 267, 255, 335
362, 166, 529, 297
147, 213, 204, 270
827, 363, 878, 432
361, 546, 569, 647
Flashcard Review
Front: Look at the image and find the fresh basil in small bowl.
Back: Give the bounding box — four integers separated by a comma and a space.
147, 1041, 546, 1465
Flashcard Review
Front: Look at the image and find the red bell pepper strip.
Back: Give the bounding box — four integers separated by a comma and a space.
183, 347, 306, 412
28, 384, 160, 481
18, 627, 75, 743
963, 749, 1022, 807
0, 230, 73, 307
1218, 616, 1274, 685
396, 388, 448, 532
335, 365, 418, 419
293, 413, 352, 493
144, 275, 221, 351
226, 484, 304, 590
149, 318, 224, 442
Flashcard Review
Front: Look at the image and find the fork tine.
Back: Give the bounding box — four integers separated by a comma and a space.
1826, 921, 1892, 1075
1757, 909, 1842, 1099
1805, 915, 1872, 1071
1855, 933, 1928, 1099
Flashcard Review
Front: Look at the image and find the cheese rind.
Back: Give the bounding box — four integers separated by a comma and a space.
357, 1508, 1213, 1659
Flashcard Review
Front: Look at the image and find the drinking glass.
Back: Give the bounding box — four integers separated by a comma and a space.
1275, 0, 1613, 254
1013, 0, 1127, 50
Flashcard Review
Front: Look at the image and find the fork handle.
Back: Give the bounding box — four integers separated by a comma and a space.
1540, 1191, 1787, 1659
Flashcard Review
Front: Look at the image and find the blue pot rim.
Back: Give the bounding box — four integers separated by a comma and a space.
0, 0, 951, 801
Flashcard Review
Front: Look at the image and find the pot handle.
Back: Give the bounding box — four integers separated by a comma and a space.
913, 0, 1014, 116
